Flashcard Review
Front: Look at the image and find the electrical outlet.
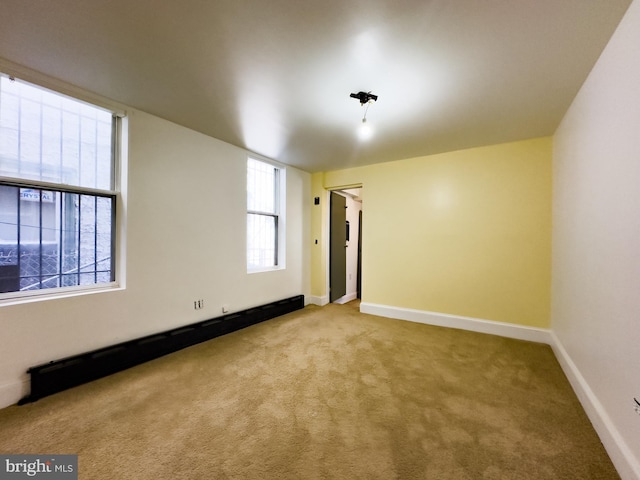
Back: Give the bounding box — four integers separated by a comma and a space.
194, 299, 204, 310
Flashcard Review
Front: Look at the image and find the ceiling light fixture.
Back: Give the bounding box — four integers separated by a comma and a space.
350, 91, 378, 141
358, 118, 373, 141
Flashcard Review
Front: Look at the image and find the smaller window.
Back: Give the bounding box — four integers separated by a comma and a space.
247, 158, 284, 271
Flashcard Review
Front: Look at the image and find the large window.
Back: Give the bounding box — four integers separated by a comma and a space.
0, 74, 118, 297
247, 158, 284, 271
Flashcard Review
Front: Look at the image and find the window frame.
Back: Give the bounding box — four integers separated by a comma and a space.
0, 70, 125, 303
246, 157, 286, 273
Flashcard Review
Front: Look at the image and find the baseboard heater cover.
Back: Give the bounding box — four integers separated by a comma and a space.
19, 295, 304, 405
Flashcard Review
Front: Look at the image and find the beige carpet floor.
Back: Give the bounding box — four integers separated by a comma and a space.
0, 302, 619, 479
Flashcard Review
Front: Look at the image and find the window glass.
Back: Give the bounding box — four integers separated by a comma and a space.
0, 74, 117, 297
0, 76, 113, 190
247, 158, 283, 271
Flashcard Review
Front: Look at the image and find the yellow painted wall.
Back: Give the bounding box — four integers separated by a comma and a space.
315, 137, 552, 328
310, 172, 327, 299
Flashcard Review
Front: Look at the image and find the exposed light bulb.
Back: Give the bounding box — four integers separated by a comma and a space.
357, 118, 373, 141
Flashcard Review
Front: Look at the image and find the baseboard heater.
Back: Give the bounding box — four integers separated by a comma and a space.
19, 294, 304, 405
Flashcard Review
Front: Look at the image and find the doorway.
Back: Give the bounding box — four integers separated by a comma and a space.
329, 188, 362, 304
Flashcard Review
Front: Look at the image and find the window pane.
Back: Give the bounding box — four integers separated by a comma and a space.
42, 104, 62, 179
0, 76, 113, 189
247, 158, 276, 213
95, 196, 113, 278
61, 192, 79, 280
247, 213, 276, 269
19, 187, 41, 290
41, 275, 60, 290
0, 185, 19, 293
0, 185, 18, 248
61, 110, 81, 186
79, 272, 95, 286
61, 272, 79, 288
79, 194, 96, 274
0, 183, 114, 294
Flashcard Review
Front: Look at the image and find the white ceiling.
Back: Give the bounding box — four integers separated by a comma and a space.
0, 0, 632, 173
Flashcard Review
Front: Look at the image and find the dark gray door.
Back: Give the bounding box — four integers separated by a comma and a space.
330, 192, 346, 302
357, 209, 362, 299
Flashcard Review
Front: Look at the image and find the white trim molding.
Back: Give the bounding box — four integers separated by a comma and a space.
307, 295, 329, 307
360, 302, 552, 344
550, 332, 640, 480
358, 301, 640, 479
333, 292, 358, 305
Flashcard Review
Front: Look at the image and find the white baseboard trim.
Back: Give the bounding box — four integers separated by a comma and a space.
307, 295, 329, 307
333, 292, 358, 305
358, 302, 639, 480
0, 379, 28, 410
360, 302, 552, 344
550, 332, 640, 480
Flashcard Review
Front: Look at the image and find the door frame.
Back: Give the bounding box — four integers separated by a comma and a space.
324, 185, 363, 304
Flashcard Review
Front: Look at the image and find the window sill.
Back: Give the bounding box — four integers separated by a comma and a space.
247, 265, 286, 275
0, 283, 124, 307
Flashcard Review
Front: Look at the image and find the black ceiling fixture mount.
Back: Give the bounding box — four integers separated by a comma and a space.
350, 91, 378, 105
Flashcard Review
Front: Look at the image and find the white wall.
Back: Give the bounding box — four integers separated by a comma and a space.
0, 108, 311, 408
552, 1, 640, 478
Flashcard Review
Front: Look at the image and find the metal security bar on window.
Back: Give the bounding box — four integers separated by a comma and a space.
0, 184, 115, 293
